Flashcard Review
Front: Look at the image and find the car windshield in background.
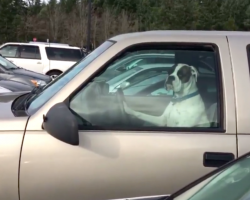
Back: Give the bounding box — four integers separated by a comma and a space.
106, 66, 143, 86
45, 47, 83, 61
0, 55, 18, 69
123, 73, 167, 95
26, 40, 115, 115
173, 154, 250, 200
108, 52, 175, 71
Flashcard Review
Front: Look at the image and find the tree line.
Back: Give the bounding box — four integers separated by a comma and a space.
1, 0, 250, 48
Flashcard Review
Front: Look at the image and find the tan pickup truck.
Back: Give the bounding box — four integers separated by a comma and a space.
0, 31, 250, 200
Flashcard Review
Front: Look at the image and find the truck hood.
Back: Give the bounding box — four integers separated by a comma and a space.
0, 91, 29, 131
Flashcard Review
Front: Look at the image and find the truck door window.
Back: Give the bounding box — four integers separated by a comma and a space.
20, 45, 41, 59
69, 43, 223, 131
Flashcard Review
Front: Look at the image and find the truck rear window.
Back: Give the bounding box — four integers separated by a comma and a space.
45, 47, 83, 61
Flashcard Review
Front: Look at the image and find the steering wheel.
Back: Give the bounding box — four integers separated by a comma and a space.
115, 88, 130, 125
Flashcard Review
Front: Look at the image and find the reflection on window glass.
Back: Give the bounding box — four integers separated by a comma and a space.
20, 46, 41, 59
0, 55, 18, 69
0, 45, 18, 57
150, 88, 174, 96
69, 46, 221, 129
45, 47, 82, 61
174, 156, 250, 200
107, 50, 175, 76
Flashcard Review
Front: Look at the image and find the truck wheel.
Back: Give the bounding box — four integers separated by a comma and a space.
47, 71, 62, 80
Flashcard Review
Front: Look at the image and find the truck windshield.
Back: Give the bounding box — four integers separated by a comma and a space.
26, 40, 115, 115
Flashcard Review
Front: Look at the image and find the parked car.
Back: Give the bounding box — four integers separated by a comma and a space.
0, 54, 51, 87
106, 64, 173, 92
0, 41, 85, 79
0, 80, 33, 93
0, 84, 12, 93
114, 151, 250, 200
0, 30, 250, 200
0, 85, 11, 93
100, 53, 175, 79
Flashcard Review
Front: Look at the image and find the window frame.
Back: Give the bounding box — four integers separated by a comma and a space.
66, 42, 224, 133
0, 44, 19, 58
18, 45, 41, 60
246, 44, 250, 73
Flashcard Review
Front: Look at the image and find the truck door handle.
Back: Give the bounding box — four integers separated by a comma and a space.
37, 62, 41, 64
203, 152, 235, 168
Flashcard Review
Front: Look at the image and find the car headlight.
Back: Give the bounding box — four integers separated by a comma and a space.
31, 79, 47, 87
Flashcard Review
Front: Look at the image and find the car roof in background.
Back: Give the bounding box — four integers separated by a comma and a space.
107, 64, 171, 85
139, 63, 173, 70
124, 53, 175, 57
0, 42, 80, 49
109, 53, 174, 70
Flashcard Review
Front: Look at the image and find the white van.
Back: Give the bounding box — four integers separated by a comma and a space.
0, 42, 84, 79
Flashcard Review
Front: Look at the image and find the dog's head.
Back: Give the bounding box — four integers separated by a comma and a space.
165, 63, 198, 93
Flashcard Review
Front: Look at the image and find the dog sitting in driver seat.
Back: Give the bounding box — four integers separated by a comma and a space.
123, 63, 210, 127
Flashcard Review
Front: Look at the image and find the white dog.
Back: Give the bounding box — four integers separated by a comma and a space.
123, 63, 210, 127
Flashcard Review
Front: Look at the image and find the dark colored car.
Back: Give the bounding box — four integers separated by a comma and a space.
0, 80, 33, 92
0, 54, 52, 87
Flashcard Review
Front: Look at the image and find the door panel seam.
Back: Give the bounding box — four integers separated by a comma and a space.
18, 116, 30, 200
226, 36, 238, 157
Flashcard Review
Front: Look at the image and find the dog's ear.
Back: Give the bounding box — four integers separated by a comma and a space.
190, 66, 199, 82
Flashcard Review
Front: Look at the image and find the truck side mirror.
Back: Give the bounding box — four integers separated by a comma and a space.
42, 102, 79, 145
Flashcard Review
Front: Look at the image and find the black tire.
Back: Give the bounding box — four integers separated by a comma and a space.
47, 71, 62, 80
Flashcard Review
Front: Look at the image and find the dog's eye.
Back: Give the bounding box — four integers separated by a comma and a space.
177, 72, 183, 77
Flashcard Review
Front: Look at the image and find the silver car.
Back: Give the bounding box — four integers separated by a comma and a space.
0, 30, 250, 200
106, 52, 174, 71
106, 64, 172, 92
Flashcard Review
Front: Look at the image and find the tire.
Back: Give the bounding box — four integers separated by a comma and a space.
47, 71, 62, 80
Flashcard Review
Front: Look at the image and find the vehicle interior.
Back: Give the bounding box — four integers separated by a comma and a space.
70, 51, 219, 129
